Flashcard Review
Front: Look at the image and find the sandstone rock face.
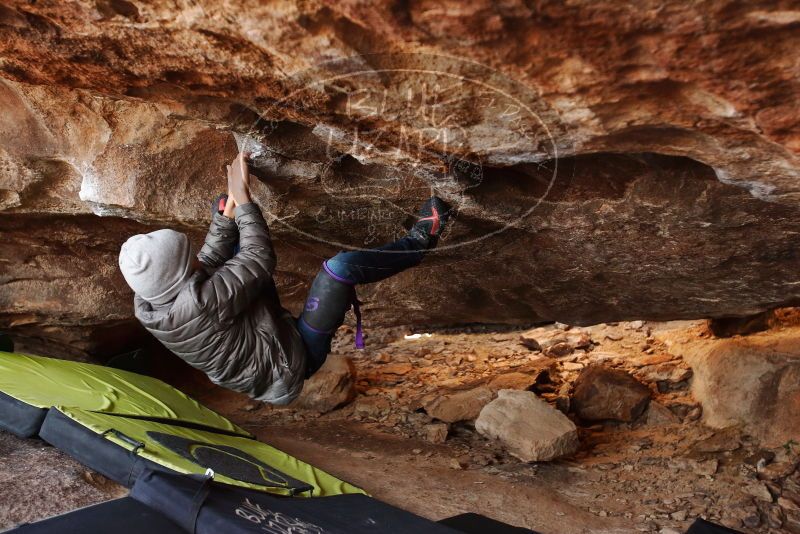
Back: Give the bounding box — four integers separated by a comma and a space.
476, 389, 579, 462
291, 355, 356, 413
572, 366, 652, 422
662, 324, 800, 447
0, 2, 799, 355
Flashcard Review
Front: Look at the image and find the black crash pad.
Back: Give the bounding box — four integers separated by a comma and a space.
131, 468, 459, 534
7, 497, 182, 534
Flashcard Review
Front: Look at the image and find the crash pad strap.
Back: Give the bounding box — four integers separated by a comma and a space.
39, 408, 160, 487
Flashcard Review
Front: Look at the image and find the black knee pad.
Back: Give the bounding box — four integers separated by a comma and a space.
300, 269, 354, 333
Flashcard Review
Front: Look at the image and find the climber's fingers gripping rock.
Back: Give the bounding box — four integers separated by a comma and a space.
227, 151, 252, 206
220, 165, 237, 218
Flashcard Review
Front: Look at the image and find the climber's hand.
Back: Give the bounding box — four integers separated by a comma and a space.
222, 188, 236, 218
227, 151, 251, 206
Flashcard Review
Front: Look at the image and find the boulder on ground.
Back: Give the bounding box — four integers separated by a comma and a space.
644, 402, 679, 426
572, 365, 651, 422
423, 386, 493, 423
635, 362, 692, 384
475, 390, 579, 462
520, 327, 592, 356
291, 355, 356, 413
488, 372, 541, 391
423, 423, 448, 444
353, 395, 392, 420
663, 324, 800, 446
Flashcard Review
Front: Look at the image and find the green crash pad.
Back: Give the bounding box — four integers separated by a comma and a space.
0, 351, 248, 437
0, 351, 365, 497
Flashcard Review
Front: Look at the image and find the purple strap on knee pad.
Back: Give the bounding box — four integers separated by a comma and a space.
298, 315, 333, 335
322, 261, 355, 285
322, 261, 365, 349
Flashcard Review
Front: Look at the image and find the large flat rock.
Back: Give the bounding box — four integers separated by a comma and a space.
476, 389, 579, 462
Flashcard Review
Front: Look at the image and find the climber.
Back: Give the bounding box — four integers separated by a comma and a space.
118, 151, 450, 405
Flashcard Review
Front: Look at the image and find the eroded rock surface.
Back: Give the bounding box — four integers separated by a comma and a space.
0, 1, 799, 354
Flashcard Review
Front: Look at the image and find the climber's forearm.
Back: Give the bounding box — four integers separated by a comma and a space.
223, 189, 236, 219
227, 151, 252, 206
236, 190, 252, 205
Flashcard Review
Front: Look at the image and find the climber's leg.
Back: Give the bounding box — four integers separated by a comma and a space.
322, 236, 423, 284
296, 307, 337, 377
297, 197, 451, 376
296, 262, 360, 376
325, 195, 452, 283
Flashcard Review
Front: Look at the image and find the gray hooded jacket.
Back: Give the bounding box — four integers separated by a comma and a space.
133, 203, 307, 405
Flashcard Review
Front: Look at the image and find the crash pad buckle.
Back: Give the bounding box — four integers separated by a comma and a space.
103, 428, 145, 454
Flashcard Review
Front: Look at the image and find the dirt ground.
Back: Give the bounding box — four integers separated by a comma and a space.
194, 319, 799, 534
1, 319, 798, 533
0, 431, 126, 530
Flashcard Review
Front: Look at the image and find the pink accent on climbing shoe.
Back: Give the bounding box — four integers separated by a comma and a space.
417, 206, 440, 235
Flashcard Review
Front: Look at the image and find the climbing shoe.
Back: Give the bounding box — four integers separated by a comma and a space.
212, 193, 229, 218
408, 196, 451, 248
